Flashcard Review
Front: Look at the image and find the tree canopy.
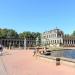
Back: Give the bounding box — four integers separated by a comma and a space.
65, 30, 75, 37
64, 34, 70, 37
7, 29, 18, 38
71, 30, 75, 36
19, 31, 41, 39
0, 28, 18, 38
0, 28, 41, 40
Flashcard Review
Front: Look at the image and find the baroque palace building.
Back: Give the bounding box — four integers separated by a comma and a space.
41, 28, 75, 47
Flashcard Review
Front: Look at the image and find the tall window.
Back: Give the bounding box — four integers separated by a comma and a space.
60, 39, 61, 43
72, 40, 73, 44
57, 40, 59, 43
55, 40, 56, 43
47, 35, 48, 38
49, 35, 50, 38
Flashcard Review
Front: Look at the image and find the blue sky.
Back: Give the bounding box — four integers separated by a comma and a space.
0, 0, 75, 34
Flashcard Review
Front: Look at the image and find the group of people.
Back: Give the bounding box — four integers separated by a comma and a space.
33, 46, 40, 56
33, 46, 45, 56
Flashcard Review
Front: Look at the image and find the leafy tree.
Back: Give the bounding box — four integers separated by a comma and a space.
0, 28, 2, 38
19, 32, 41, 46
64, 34, 70, 37
19, 33, 24, 38
19, 31, 32, 38
0, 28, 9, 38
1, 29, 8, 38
31, 32, 37, 39
71, 30, 75, 36
6, 29, 18, 38
0, 28, 19, 38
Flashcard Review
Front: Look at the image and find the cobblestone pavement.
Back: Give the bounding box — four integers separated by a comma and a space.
0, 50, 75, 75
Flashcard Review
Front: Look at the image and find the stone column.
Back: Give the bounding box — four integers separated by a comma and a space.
24, 39, 26, 50
74, 40, 75, 46
12, 41, 14, 49
19, 40, 20, 48
67, 40, 68, 46
9, 41, 11, 50
7, 40, 8, 49
4, 40, 6, 48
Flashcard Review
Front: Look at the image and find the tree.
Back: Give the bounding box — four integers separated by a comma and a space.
19, 31, 32, 38
0, 28, 19, 39
19, 33, 24, 38
6, 29, 18, 38
19, 32, 41, 46
64, 34, 70, 37
71, 30, 75, 36
0, 28, 2, 38
31, 32, 37, 39
1, 29, 8, 38
0, 28, 9, 38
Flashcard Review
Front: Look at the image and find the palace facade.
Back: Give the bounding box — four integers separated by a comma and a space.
41, 28, 75, 47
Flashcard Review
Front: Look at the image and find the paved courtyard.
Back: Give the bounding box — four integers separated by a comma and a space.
0, 49, 75, 75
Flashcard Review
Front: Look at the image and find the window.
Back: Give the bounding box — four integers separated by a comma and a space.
68, 40, 69, 44
53, 40, 54, 43
55, 40, 56, 43
49, 35, 50, 38
43, 36, 46, 39
60, 39, 61, 43
72, 40, 73, 44
47, 35, 48, 38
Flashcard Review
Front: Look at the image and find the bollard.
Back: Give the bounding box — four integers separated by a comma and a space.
56, 58, 60, 66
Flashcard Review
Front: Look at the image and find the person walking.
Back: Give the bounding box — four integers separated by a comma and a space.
33, 46, 39, 57
33, 48, 36, 56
